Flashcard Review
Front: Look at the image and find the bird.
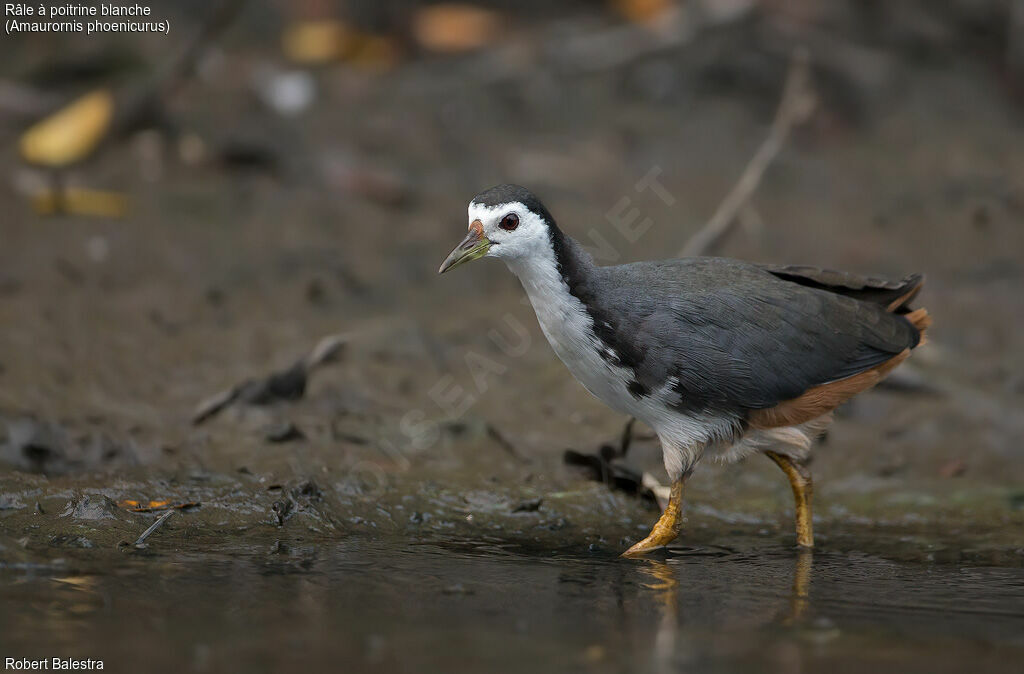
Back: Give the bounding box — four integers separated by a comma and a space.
439, 184, 930, 557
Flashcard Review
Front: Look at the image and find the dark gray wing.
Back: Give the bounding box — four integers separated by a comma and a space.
588, 257, 921, 413
757, 263, 923, 313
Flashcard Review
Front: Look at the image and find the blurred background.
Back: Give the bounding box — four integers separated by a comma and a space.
1, 1, 1023, 672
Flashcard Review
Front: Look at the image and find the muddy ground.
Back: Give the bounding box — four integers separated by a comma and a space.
1, 2, 1023, 672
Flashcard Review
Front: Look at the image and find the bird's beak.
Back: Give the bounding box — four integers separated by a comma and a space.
438, 220, 490, 274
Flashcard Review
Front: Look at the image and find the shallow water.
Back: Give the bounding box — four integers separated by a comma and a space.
2, 534, 1023, 674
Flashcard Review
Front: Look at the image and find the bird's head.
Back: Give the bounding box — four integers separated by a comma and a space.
438, 184, 556, 274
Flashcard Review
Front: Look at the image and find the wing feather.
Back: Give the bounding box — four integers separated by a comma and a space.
591, 258, 924, 415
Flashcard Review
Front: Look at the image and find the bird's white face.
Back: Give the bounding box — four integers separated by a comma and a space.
470, 200, 551, 262
438, 199, 551, 274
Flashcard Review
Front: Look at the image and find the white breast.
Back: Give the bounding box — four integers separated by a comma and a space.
535, 287, 639, 414
506, 251, 649, 419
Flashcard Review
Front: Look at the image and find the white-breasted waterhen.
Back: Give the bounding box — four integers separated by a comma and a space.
439, 184, 931, 557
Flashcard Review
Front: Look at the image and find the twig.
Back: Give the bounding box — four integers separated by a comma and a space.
303, 333, 347, 370
679, 48, 817, 258
114, 0, 249, 136
192, 332, 347, 425
134, 509, 174, 547
618, 417, 636, 457
160, 0, 249, 99
191, 386, 240, 426
486, 422, 530, 463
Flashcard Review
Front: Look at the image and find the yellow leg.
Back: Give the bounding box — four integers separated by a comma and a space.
622, 477, 686, 557
765, 451, 814, 548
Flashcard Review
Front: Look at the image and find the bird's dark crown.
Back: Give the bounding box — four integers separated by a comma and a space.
470, 184, 558, 230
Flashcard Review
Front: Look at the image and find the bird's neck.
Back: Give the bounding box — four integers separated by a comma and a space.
505, 225, 639, 419
504, 227, 595, 308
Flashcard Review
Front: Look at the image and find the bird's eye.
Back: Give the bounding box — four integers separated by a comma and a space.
499, 213, 519, 231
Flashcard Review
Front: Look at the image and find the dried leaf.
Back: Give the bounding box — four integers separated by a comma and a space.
31, 188, 128, 218
413, 4, 502, 53
20, 89, 114, 167
281, 20, 351, 65
117, 499, 199, 513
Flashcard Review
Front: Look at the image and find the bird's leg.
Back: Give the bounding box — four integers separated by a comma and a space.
765, 451, 814, 548
622, 476, 686, 557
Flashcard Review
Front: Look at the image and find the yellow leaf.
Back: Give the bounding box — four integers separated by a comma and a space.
282, 20, 351, 65
413, 4, 502, 53
20, 89, 114, 167
32, 188, 128, 218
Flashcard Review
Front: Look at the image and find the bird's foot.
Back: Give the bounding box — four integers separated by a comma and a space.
622, 529, 678, 557
621, 477, 686, 558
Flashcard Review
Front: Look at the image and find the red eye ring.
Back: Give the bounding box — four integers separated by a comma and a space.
499, 213, 519, 231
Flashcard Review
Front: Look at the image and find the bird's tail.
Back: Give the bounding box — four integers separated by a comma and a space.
904, 307, 932, 347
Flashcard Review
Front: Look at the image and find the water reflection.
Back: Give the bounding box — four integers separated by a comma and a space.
636, 548, 815, 673
785, 550, 812, 625
636, 560, 678, 673
1, 539, 1022, 673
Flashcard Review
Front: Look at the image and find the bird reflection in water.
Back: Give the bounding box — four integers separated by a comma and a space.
636, 549, 815, 671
